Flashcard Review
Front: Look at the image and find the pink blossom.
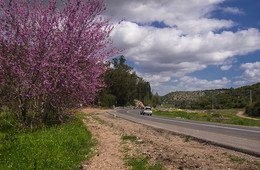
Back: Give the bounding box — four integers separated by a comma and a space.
0, 0, 121, 118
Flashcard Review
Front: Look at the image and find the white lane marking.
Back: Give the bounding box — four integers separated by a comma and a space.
126, 110, 260, 133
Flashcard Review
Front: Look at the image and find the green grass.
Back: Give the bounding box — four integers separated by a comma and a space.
153, 109, 260, 127
0, 113, 94, 169
124, 157, 163, 170
120, 136, 163, 170
122, 135, 137, 142
229, 155, 246, 164
120, 135, 163, 170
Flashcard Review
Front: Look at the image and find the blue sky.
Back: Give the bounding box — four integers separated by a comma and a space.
104, 0, 260, 95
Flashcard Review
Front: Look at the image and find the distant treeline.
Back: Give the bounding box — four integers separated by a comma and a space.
161, 83, 260, 110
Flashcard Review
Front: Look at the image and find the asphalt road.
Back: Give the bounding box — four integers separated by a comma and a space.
110, 108, 260, 157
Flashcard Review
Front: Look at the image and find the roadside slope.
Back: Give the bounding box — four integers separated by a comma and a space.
81, 108, 125, 170
81, 108, 260, 169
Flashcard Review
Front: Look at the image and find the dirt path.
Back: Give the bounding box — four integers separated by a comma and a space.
236, 111, 260, 120
81, 108, 125, 170
81, 108, 260, 170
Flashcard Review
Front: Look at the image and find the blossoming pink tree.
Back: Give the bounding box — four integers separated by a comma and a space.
0, 0, 119, 124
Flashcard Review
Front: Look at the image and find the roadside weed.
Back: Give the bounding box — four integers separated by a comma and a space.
184, 136, 191, 142
120, 135, 163, 170
124, 157, 163, 170
229, 155, 246, 164
122, 135, 137, 142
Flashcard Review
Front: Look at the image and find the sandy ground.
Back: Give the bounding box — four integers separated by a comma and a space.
81, 108, 260, 170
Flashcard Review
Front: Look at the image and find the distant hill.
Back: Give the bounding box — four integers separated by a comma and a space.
161, 89, 228, 108
161, 82, 260, 109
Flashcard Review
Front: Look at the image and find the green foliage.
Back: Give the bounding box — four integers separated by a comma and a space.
0, 113, 94, 169
137, 79, 153, 105
245, 101, 260, 117
100, 93, 116, 108
229, 155, 246, 164
161, 83, 260, 110
100, 56, 153, 107
144, 94, 151, 106
152, 93, 160, 108
122, 135, 137, 142
184, 136, 192, 142
0, 111, 21, 135
124, 157, 163, 170
161, 89, 228, 108
0, 105, 81, 133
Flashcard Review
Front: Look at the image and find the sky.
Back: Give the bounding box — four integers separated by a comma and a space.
103, 0, 260, 95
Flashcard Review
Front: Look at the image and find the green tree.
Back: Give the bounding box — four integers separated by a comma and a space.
152, 93, 160, 108
100, 56, 153, 107
99, 91, 116, 108
136, 79, 152, 103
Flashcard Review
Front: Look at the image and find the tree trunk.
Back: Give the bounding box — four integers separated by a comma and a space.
21, 106, 27, 125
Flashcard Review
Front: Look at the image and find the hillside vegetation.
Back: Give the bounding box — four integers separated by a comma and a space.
161, 89, 228, 108
161, 83, 260, 111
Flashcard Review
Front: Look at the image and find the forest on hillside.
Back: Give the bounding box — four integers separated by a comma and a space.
161, 83, 260, 110
161, 89, 228, 108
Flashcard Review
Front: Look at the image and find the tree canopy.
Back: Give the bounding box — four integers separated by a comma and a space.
0, 0, 119, 124
100, 56, 159, 107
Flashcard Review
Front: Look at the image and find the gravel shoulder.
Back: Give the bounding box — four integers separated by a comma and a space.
81, 108, 260, 170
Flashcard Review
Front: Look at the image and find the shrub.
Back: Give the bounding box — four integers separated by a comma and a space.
245, 102, 260, 117
100, 94, 116, 107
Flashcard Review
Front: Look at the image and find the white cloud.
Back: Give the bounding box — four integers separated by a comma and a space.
176, 18, 234, 35
234, 62, 260, 85
153, 76, 231, 95
221, 65, 232, 71
106, 0, 233, 34
240, 62, 260, 70
138, 72, 171, 88
221, 7, 244, 15
178, 76, 231, 90
106, 0, 260, 94
109, 0, 260, 77
105, 0, 224, 24
111, 21, 260, 76
137, 70, 231, 95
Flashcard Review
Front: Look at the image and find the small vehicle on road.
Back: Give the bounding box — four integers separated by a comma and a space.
140, 106, 152, 116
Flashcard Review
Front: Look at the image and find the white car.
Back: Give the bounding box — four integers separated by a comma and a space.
140, 106, 152, 116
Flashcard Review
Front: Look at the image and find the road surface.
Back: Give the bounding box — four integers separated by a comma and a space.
110, 108, 260, 157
